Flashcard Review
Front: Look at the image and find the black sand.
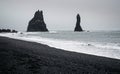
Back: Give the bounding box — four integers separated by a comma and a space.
0, 36, 120, 74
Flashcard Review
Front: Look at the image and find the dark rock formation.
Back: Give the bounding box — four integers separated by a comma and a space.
27, 10, 48, 32
0, 29, 17, 33
74, 14, 83, 32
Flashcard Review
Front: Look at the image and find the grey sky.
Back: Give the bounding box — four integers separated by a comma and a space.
0, 0, 120, 31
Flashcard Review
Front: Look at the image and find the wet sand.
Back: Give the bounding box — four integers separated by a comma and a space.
0, 36, 120, 74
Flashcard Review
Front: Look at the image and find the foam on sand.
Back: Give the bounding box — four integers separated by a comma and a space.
0, 33, 120, 59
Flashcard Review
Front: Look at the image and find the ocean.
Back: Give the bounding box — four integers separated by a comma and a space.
1, 31, 120, 59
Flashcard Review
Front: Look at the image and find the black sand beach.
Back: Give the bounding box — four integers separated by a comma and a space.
0, 36, 120, 74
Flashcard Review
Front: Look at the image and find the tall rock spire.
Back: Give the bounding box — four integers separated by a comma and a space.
74, 14, 83, 32
27, 10, 48, 32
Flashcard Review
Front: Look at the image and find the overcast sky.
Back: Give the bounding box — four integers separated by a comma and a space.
0, 0, 120, 31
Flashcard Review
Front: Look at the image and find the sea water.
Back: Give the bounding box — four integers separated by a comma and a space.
1, 31, 120, 59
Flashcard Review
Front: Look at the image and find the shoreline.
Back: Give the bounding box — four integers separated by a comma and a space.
1, 33, 120, 60
0, 36, 120, 73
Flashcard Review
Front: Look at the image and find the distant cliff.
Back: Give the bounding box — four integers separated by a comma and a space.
74, 14, 83, 32
27, 10, 48, 32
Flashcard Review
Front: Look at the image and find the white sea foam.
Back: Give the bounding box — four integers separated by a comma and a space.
49, 31, 57, 34
0, 33, 120, 59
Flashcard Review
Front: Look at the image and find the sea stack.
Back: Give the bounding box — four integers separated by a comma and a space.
74, 14, 83, 32
27, 10, 48, 32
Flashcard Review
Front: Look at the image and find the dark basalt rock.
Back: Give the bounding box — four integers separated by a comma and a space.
74, 14, 83, 32
0, 29, 17, 33
27, 10, 48, 32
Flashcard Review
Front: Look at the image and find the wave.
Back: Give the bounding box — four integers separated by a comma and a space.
49, 31, 58, 34
91, 42, 120, 50
0, 33, 120, 59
